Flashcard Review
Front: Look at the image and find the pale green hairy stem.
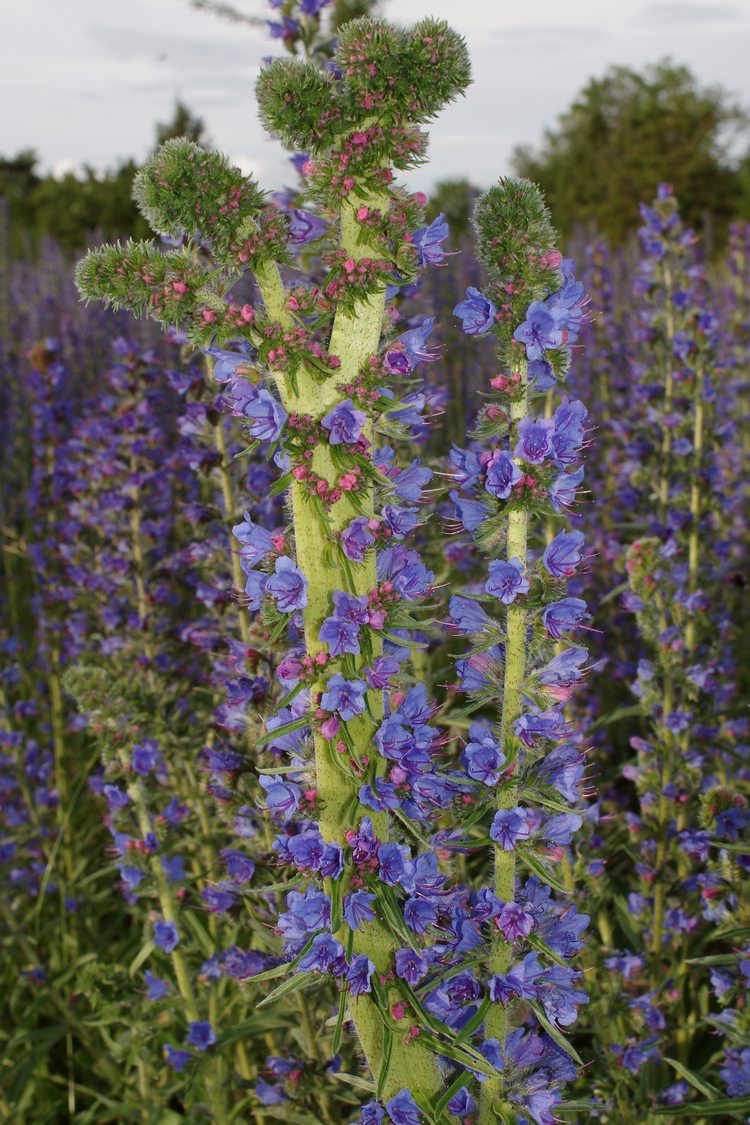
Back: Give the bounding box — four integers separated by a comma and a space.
254, 199, 443, 1100
479, 366, 529, 1125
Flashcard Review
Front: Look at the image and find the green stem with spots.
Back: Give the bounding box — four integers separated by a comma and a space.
479, 366, 529, 1125
253, 200, 443, 1102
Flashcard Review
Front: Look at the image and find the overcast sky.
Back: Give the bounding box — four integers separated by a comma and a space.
3, 0, 748, 193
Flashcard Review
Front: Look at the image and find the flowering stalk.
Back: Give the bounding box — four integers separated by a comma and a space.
448, 179, 592, 1124
484, 365, 528, 1056
76, 15, 475, 1112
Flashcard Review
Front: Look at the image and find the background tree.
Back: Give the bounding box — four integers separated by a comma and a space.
154, 100, 210, 149
426, 178, 478, 241
512, 60, 749, 244
0, 103, 205, 257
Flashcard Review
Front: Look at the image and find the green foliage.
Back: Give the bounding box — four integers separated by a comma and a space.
330, 0, 381, 30
154, 100, 210, 149
512, 60, 749, 242
0, 102, 209, 258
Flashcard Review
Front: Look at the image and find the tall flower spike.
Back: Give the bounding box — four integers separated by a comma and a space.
76, 14, 474, 1115
451, 178, 591, 1123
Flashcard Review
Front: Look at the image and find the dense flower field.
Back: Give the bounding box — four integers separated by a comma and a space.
1, 6, 749, 1124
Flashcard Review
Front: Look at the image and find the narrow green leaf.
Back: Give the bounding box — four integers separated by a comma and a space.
517, 847, 570, 894
256, 970, 318, 1009
435, 1071, 473, 1117
330, 877, 343, 934
654, 1096, 750, 1117
128, 940, 155, 979
256, 716, 310, 748
529, 1001, 583, 1065
332, 986, 348, 1056
377, 1023, 394, 1100
421, 1035, 501, 1079
663, 1057, 721, 1100
330, 1072, 376, 1094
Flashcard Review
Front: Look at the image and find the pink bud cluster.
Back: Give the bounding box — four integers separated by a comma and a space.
228, 211, 287, 266
199, 302, 256, 329
366, 580, 400, 630
290, 463, 365, 508
322, 251, 393, 302
262, 323, 341, 372
336, 372, 382, 409
286, 286, 330, 317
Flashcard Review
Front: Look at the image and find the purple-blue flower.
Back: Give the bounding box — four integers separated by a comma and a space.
260, 778, 301, 823
490, 808, 531, 850
320, 674, 367, 721
266, 555, 308, 612
233, 512, 275, 568
319, 615, 361, 656
515, 417, 556, 464
463, 722, 505, 785
144, 970, 169, 1001
454, 287, 497, 335
343, 891, 375, 930
298, 933, 346, 975
448, 594, 493, 636
485, 557, 530, 604
541, 597, 589, 639
450, 489, 489, 534
131, 739, 162, 776
321, 398, 366, 445
541, 813, 582, 846
485, 449, 522, 498
450, 445, 483, 489
341, 517, 375, 562
513, 301, 565, 360
201, 885, 236, 913
346, 954, 375, 996
243, 388, 287, 442
186, 1021, 216, 1051
153, 920, 179, 952
543, 530, 585, 578
412, 213, 449, 266
383, 318, 438, 374
551, 398, 588, 466
164, 1044, 191, 1071
394, 947, 430, 984
299, 0, 330, 14
287, 208, 328, 244
386, 1089, 423, 1125
498, 902, 534, 941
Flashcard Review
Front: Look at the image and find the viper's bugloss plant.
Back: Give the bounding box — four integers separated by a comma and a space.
446, 182, 592, 1124
74, 10, 601, 1118
552, 186, 750, 1121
